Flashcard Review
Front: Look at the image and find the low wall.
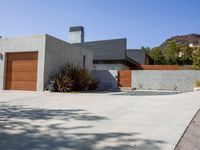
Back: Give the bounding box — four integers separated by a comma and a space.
92, 70, 118, 90
132, 70, 200, 92
139, 65, 179, 70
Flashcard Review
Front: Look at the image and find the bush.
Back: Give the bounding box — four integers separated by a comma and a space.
46, 64, 98, 92
196, 80, 200, 87
192, 47, 200, 70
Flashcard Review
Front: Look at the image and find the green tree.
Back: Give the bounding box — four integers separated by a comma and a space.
163, 42, 180, 64
179, 45, 193, 65
192, 47, 200, 70
150, 47, 165, 64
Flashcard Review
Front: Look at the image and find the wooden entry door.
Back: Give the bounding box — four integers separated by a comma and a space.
118, 70, 132, 87
5, 52, 38, 91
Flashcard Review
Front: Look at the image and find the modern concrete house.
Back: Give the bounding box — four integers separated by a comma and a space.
0, 34, 93, 91
0, 26, 154, 91
71, 26, 153, 70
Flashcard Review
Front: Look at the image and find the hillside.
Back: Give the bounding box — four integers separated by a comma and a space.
158, 34, 200, 50
150, 34, 200, 66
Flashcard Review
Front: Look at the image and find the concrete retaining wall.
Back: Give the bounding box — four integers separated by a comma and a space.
92, 70, 118, 90
132, 70, 200, 92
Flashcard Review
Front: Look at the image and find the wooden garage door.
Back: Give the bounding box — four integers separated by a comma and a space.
5, 52, 38, 91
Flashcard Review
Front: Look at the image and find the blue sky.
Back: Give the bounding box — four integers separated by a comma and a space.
0, 0, 199, 48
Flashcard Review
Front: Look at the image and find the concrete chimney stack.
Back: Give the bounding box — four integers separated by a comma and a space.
69, 26, 84, 43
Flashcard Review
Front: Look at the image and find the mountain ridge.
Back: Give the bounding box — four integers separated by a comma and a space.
157, 34, 200, 50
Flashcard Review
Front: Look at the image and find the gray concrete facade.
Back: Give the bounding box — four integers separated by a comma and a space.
44, 35, 93, 85
0, 34, 93, 91
132, 70, 200, 92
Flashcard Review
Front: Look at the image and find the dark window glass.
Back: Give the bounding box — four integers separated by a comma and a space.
83, 55, 86, 67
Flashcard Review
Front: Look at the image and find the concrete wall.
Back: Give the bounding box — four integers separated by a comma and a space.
92, 70, 118, 90
93, 64, 130, 70
44, 35, 93, 85
132, 70, 200, 92
0, 35, 46, 91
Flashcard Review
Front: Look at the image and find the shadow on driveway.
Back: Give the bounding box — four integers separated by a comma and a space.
0, 104, 166, 150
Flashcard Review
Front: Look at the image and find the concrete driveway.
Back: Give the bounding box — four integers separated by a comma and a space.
0, 91, 200, 150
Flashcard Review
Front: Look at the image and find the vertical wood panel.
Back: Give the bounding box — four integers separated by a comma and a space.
5, 52, 38, 91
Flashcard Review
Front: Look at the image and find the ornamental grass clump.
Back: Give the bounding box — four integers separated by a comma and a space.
47, 63, 98, 92
196, 80, 200, 87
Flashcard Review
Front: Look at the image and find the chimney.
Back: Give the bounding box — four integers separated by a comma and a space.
69, 26, 84, 43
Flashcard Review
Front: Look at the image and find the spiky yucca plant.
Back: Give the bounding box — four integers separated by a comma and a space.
53, 73, 73, 92
48, 63, 98, 92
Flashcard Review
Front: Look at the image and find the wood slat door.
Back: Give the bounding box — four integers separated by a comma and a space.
118, 70, 132, 87
5, 52, 38, 91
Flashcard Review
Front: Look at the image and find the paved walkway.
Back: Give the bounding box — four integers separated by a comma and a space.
175, 109, 200, 150
0, 91, 200, 150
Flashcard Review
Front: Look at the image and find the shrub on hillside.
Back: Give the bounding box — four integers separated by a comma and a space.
46, 64, 98, 92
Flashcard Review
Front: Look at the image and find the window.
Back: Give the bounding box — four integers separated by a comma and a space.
83, 55, 86, 67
